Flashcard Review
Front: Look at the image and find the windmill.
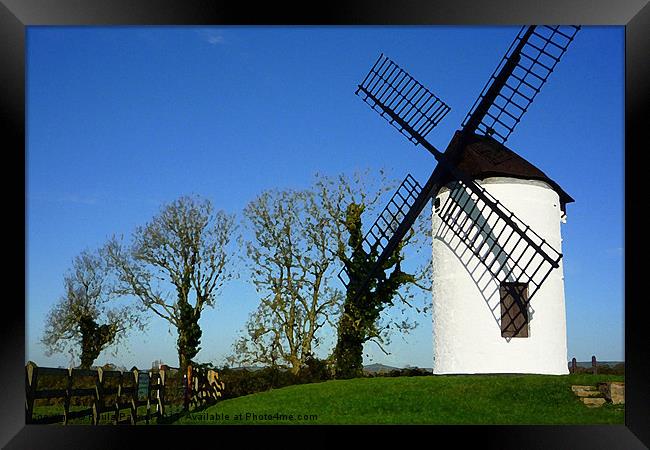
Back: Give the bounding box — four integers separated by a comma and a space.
339, 26, 580, 374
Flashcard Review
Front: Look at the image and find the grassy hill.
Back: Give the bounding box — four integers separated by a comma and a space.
175, 373, 624, 425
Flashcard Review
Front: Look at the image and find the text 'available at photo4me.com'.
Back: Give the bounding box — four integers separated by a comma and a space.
185, 411, 319, 423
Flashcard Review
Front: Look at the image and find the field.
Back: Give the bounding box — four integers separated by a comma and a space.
175, 374, 624, 425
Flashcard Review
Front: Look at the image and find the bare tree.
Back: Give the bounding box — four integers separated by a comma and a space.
231, 188, 342, 374
105, 195, 236, 375
41, 249, 143, 369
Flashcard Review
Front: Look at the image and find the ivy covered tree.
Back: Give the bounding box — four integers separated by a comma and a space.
331, 203, 417, 379
105, 195, 236, 376
41, 249, 143, 369
311, 171, 432, 378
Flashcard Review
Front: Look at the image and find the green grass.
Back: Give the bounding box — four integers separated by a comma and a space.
174, 374, 624, 425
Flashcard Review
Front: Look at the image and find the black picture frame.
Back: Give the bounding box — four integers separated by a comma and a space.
2, 0, 648, 448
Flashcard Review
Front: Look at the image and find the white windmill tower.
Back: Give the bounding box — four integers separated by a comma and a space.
430, 133, 573, 374
339, 25, 580, 375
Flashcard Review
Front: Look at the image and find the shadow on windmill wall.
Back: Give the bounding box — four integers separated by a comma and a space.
433, 181, 552, 343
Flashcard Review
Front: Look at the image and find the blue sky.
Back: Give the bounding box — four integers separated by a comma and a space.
26, 26, 624, 369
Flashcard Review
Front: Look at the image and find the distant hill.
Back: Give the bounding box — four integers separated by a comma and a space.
363, 363, 400, 373
572, 361, 624, 368
229, 365, 265, 372
229, 362, 623, 373
226, 363, 433, 374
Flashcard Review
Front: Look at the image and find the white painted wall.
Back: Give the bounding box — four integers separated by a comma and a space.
431, 177, 569, 374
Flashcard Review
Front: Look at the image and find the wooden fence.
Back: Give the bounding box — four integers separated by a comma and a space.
25, 361, 225, 425
568, 355, 624, 375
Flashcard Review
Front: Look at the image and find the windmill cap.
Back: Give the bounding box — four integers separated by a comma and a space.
441, 131, 574, 212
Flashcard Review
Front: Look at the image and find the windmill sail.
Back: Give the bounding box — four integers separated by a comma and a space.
356, 54, 451, 145
462, 25, 580, 144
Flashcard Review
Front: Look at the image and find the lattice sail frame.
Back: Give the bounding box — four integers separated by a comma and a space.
462, 25, 581, 144
338, 174, 422, 287
356, 54, 451, 145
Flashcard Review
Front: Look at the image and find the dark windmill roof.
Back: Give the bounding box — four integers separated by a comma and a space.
441, 131, 574, 212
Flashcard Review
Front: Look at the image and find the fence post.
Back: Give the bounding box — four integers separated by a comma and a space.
113, 370, 123, 424
195, 367, 201, 408
184, 364, 191, 411
592, 355, 598, 375
93, 368, 104, 425
157, 366, 166, 418
146, 370, 152, 424
130, 368, 138, 425
25, 361, 39, 424
571, 357, 577, 374
207, 370, 214, 402
63, 367, 73, 425
211, 370, 222, 401
214, 370, 222, 400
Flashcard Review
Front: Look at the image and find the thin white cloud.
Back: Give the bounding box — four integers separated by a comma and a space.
57, 194, 98, 205
197, 29, 225, 46
207, 34, 224, 45
27, 192, 98, 206
607, 246, 624, 257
